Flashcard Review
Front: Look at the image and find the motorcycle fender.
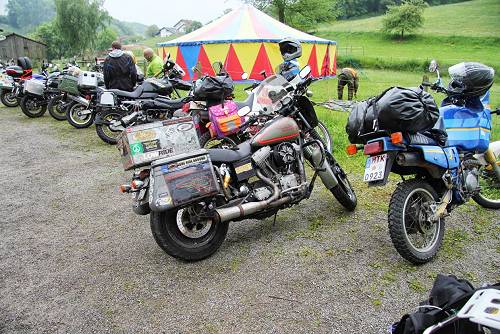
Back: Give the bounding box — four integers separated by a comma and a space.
304, 144, 338, 190
474, 141, 500, 165
367, 151, 398, 187
94, 113, 104, 125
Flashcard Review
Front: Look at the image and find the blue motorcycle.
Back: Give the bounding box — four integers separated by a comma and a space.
351, 60, 499, 264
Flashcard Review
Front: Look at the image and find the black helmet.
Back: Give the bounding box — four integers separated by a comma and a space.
278, 38, 302, 62
448, 62, 494, 97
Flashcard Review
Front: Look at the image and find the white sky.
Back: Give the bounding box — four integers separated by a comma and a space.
103, 0, 244, 27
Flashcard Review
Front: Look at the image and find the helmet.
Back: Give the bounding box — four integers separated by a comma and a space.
278, 38, 302, 62
448, 62, 494, 97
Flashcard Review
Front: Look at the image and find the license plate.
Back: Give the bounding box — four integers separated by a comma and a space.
364, 154, 388, 182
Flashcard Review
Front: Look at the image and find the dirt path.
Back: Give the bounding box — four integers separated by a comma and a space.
0, 107, 498, 334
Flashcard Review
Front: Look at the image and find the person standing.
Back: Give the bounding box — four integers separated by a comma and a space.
103, 41, 137, 91
143, 48, 164, 78
337, 67, 359, 100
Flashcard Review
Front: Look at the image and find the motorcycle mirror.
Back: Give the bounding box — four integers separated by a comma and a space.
306, 90, 313, 97
237, 106, 251, 117
49, 63, 53, 68
241, 72, 249, 80
299, 65, 311, 79
429, 60, 439, 73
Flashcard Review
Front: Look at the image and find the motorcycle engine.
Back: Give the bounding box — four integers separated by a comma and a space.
252, 143, 301, 198
456, 160, 482, 201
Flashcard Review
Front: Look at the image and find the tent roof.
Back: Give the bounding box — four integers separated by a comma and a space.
158, 4, 335, 47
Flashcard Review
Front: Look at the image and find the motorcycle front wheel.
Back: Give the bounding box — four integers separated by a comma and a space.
48, 95, 67, 121
388, 179, 445, 264
472, 156, 500, 209
95, 109, 124, 145
0, 89, 19, 107
20, 95, 47, 118
150, 205, 229, 262
66, 102, 94, 129
326, 152, 357, 211
311, 121, 333, 153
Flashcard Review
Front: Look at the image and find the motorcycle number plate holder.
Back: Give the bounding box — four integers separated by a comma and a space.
364, 153, 387, 182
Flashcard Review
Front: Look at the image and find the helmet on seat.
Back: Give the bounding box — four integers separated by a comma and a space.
278, 38, 302, 62
448, 62, 494, 97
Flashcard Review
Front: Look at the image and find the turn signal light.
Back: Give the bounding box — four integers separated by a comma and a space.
346, 144, 358, 155
119, 185, 131, 193
391, 132, 403, 144
363, 141, 384, 155
131, 180, 144, 190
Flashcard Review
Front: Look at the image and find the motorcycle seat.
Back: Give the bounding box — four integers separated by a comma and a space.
208, 141, 252, 163
150, 97, 185, 110
108, 86, 143, 98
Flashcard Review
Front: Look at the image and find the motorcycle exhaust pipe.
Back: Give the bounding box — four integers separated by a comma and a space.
215, 170, 292, 223
396, 152, 435, 168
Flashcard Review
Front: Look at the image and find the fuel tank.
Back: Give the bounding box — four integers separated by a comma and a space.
250, 116, 300, 148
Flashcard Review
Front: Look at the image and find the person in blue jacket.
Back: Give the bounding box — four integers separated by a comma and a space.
277, 38, 302, 81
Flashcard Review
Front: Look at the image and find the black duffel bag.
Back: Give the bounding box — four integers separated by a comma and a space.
193, 75, 234, 101
346, 86, 440, 144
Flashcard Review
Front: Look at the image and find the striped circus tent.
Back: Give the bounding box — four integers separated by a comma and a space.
157, 4, 336, 81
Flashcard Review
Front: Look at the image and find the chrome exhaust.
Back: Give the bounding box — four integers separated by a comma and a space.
215, 170, 292, 223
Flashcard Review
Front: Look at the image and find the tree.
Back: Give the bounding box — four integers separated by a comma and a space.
185, 21, 202, 33
246, 0, 337, 30
31, 20, 69, 59
6, 0, 55, 32
382, 0, 426, 39
54, 0, 109, 56
96, 27, 118, 51
145, 24, 159, 37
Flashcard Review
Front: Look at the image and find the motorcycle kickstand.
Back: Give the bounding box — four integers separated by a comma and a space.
272, 212, 277, 226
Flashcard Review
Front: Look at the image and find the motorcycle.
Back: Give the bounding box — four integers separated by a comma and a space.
94, 59, 192, 145
0, 57, 34, 107
20, 64, 60, 118
348, 60, 499, 264
117, 65, 357, 261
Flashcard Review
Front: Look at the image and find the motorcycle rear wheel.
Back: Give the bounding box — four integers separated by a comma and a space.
199, 131, 238, 149
0, 89, 19, 107
150, 206, 229, 261
20, 95, 47, 118
48, 95, 67, 121
66, 102, 94, 129
95, 110, 124, 145
388, 179, 445, 264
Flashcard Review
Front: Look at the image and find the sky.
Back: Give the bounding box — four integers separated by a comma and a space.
102, 0, 244, 27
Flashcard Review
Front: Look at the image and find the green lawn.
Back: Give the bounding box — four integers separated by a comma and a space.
314, 0, 500, 72
318, 0, 500, 37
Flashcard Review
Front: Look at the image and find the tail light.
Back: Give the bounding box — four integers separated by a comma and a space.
131, 180, 144, 190
363, 141, 384, 155
391, 132, 403, 144
119, 185, 131, 193
346, 144, 358, 155
85, 95, 91, 100
138, 169, 150, 180
182, 103, 189, 113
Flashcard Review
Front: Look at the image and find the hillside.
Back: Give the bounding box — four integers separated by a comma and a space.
317, 0, 500, 37
315, 0, 500, 73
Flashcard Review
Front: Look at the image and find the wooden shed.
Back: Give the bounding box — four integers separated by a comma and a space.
0, 33, 47, 63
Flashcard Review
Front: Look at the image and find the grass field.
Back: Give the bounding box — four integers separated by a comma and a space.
315, 0, 500, 72
318, 0, 500, 37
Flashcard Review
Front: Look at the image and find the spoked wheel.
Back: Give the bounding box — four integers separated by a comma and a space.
20, 95, 47, 118
199, 131, 238, 149
326, 152, 357, 211
66, 102, 94, 129
95, 110, 125, 145
388, 179, 444, 264
47, 95, 67, 121
310, 121, 333, 153
472, 156, 500, 209
150, 204, 229, 261
1, 89, 19, 107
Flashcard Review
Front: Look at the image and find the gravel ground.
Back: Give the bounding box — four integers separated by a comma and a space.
0, 107, 498, 334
